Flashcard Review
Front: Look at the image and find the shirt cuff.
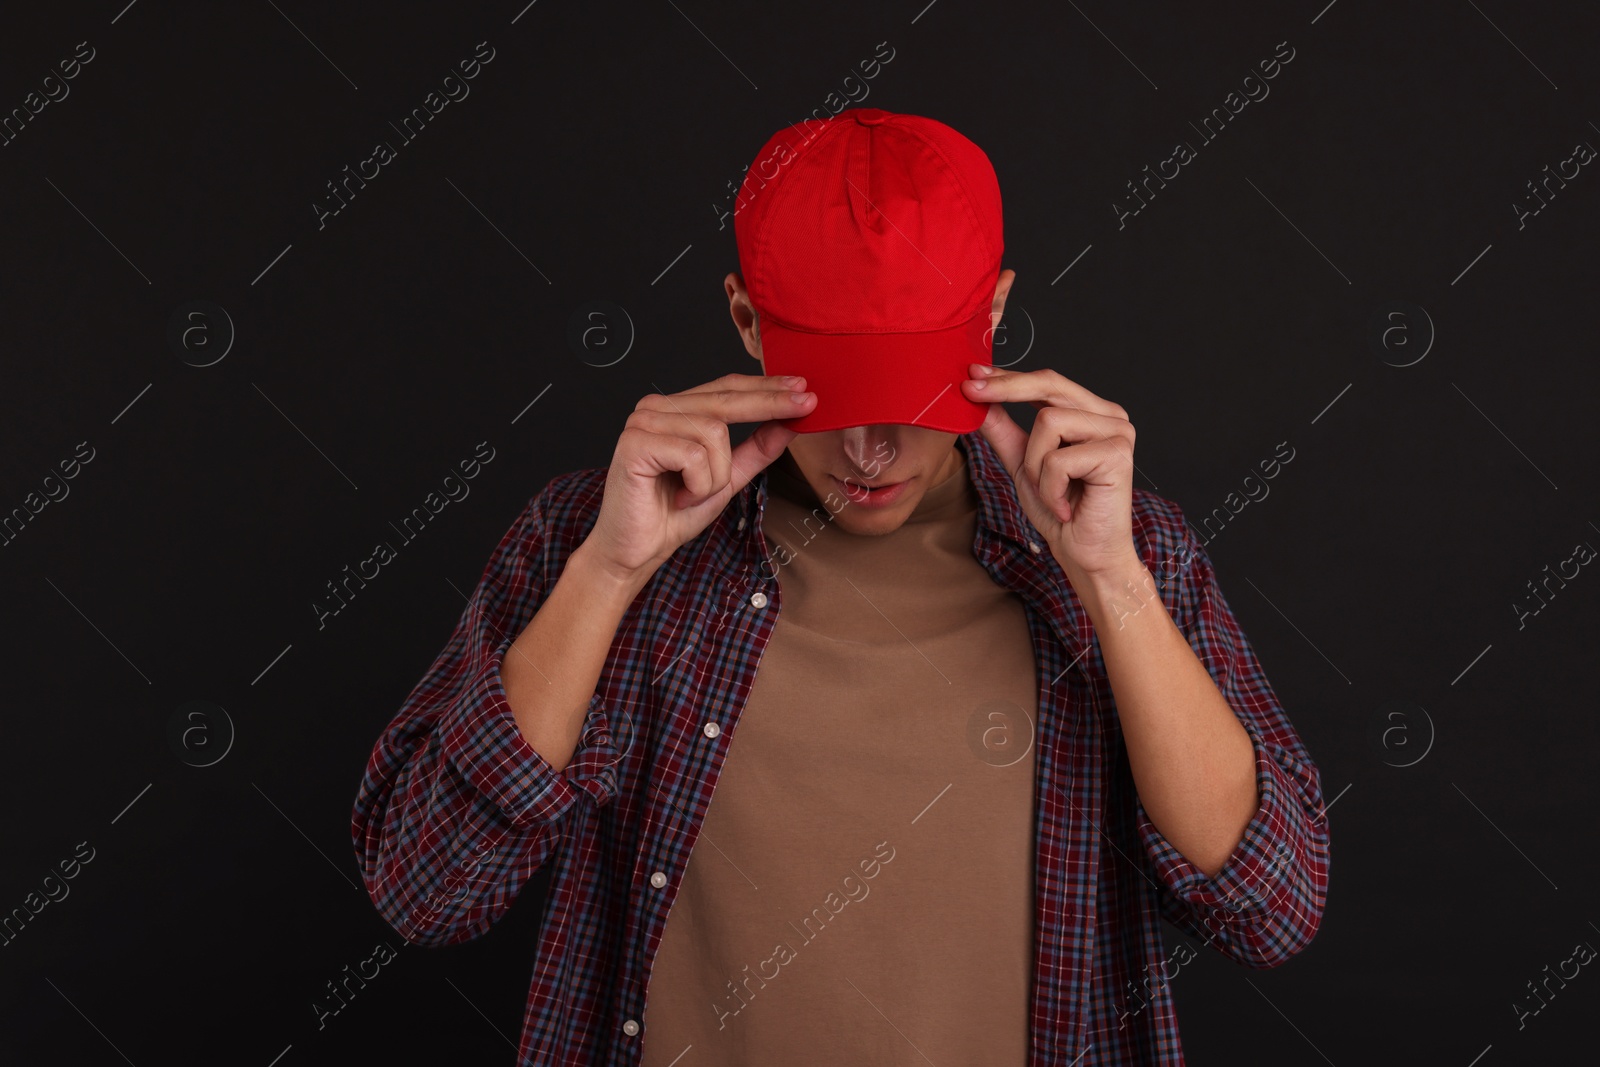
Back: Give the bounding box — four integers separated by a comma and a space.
438, 634, 621, 826
1135, 718, 1304, 920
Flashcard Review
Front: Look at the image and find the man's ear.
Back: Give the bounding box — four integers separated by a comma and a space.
991, 268, 1016, 321
725, 271, 762, 361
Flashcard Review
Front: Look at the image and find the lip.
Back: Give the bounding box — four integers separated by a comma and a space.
831, 474, 910, 507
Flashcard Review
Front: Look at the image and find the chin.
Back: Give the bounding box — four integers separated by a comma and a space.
838, 503, 914, 536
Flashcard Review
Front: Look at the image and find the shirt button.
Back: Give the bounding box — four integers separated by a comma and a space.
737, 515, 747, 530
649, 871, 668, 888
1028, 541, 1042, 554
750, 591, 768, 608
703, 721, 721, 739
622, 1019, 640, 1036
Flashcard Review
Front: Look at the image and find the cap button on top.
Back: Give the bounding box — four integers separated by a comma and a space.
854, 108, 891, 125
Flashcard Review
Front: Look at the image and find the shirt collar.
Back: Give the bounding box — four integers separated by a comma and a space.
954, 429, 1045, 551
739, 428, 1094, 671
743, 429, 1097, 674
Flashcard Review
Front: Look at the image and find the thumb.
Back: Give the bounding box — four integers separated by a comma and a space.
724, 419, 800, 497
975, 402, 1056, 536
975, 400, 1030, 480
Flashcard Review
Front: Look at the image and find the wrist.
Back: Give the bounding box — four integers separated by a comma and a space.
1064, 551, 1163, 631
568, 539, 655, 608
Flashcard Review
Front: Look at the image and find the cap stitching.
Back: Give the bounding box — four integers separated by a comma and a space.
747, 112, 1001, 322
900, 121, 1003, 270
747, 115, 854, 311
757, 302, 991, 337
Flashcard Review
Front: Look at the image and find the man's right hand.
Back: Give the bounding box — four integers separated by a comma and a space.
578, 372, 816, 588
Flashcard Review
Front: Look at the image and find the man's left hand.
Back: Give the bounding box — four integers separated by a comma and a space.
961, 363, 1142, 584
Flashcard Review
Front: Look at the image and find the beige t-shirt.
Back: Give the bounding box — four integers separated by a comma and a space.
641, 445, 1039, 1066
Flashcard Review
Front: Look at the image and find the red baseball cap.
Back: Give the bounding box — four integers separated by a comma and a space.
734, 107, 1004, 434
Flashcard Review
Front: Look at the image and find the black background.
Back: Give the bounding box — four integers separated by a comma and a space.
2, 1, 1596, 1064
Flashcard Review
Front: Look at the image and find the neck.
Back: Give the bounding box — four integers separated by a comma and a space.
927, 441, 963, 490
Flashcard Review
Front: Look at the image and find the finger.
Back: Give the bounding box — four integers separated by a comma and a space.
639, 388, 814, 505
1037, 440, 1130, 521
673, 370, 808, 397
724, 419, 800, 498
640, 381, 816, 431
1024, 406, 1133, 489
623, 429, 720, 510
962, 365, 1125, 421
972, 395, 1031, 479
628, 409, 734, 502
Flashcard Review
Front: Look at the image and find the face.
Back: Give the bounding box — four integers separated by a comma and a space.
724, 269, 1014, 537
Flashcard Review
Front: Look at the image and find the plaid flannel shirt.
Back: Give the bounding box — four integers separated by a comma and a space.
350, 429, 1331, 1065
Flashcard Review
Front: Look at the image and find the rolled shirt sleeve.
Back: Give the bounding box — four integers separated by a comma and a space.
351, 480, 623, 946
1134, 512, 1332, 968
437, 630, 623, 828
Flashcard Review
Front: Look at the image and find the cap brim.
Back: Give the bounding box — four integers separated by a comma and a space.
758, 305, 994, 434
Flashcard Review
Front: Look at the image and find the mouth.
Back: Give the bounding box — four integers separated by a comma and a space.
830, 474, 911, 506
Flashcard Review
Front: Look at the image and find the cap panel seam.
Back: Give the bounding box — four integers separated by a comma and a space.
899, 122, 1003, 271
748, 115, 855, 312
746, 112, 1001, 327
756, 304, 991, 337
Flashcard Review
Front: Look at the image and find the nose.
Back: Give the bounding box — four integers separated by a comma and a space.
840, 425, 899, 478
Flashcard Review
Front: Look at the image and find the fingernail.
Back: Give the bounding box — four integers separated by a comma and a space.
791, 391, 813, 403
969, 379, 986, 390
976, 363, 995, 375
783, 375, 802, 386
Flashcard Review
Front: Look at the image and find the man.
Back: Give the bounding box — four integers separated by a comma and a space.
350, 107, 1330, 1066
